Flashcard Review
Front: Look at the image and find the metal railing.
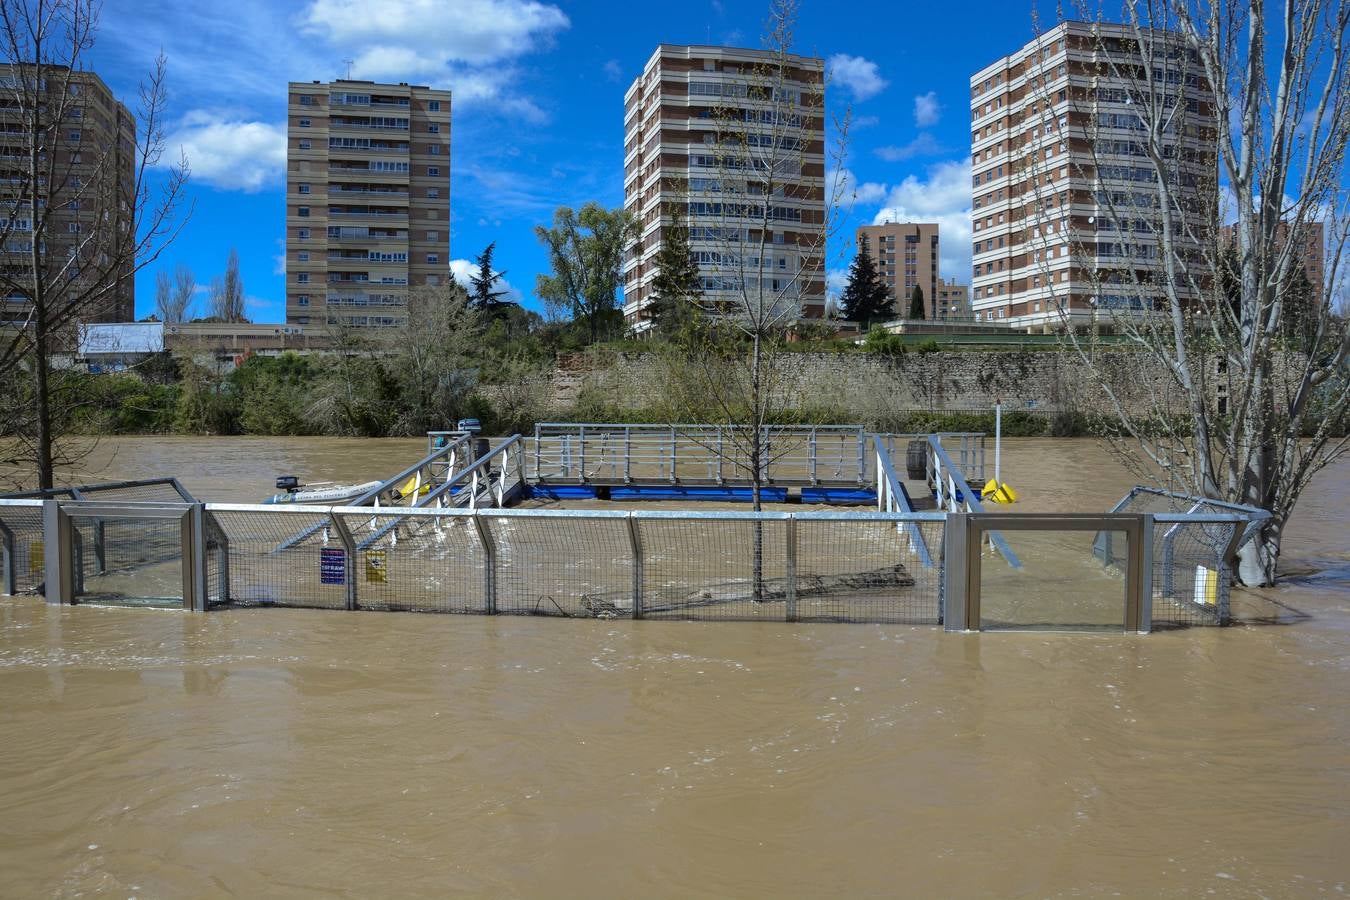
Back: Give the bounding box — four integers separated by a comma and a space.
927, 435, 1021, 568
529, 423, 872, 486
873, 434, 935, 569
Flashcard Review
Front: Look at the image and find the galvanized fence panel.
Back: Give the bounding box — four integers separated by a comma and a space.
335, 509, 489, 613
636, 514, 790, 621
793, 514, 945, 623
207, 507, 353, 610
1149, 515, 1241, 628
486, 510, 634, 617
0, 500, 45, 594
67, 510, 187, 607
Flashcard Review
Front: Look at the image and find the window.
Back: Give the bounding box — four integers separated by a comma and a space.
299, 94, 315, 106
428, 166, 440, 176
297, 295, 310, 306
298, 227, 311, 239
428, 100, 441, 111
428, 144, 440, 155
297, 272, 310, 283
426, 230, 438, 240
298, 206, 310, 217
298, 252, 309, 261
298, 139, 311, 150
299, 118, 311, 128
426, 275, 440, 285
298, 183, 311, 194
427, 187, 439, 198
426, 253, 439, 263
68, 130, 81, 142
68, 222, 81, 233
428, 123, 440, 133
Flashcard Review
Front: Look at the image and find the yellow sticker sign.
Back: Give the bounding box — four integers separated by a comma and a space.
28, 541, 43, 572
365, 550, 388, 584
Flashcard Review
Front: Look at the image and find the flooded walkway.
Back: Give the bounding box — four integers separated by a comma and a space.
1, 437, 1347, 896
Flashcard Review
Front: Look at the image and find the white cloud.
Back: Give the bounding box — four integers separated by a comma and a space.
164, 110, 286, 192
449, 258, 524, 304
828, 54, 888, 102
874, 133, 944, 162
303, 0, 569, 67
826, 268, 849, 306
603, 59, 623, 82
831, 168, 888, 206
913, 91, 942, 127
872, 157, 973, 282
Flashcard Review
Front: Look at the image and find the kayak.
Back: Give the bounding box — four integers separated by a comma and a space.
263, 481, 382, 505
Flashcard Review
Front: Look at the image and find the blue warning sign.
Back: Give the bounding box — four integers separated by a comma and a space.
320, 547, 346, 585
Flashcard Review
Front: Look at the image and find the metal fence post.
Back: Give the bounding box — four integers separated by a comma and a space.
942, 512, 969, 631
1139, 515, 1154, 633
0, 517, 14, 596
180, 503, 209, 612
41, 499, 73, 605
473, 512, 497, 614
329, 513, 358, 611
785, 514, 798, 622
626, 513, 644, 619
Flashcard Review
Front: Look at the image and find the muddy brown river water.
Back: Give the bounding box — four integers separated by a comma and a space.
2, 437, 1348, 897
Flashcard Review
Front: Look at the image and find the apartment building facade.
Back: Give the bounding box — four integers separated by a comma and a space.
969, 21, 1216, 330
0, 64, 136, 325
856, 222, 940, 317
1221, 220, 1326, 304
285, 79, 451, 329
622, 45, 827, 332
936, 278, 971, 319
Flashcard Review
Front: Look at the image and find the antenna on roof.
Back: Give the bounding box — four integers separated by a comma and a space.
341, 58, 354, 79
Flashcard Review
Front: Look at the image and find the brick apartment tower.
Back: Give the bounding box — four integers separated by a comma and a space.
969, 21, 1216, 330
855, 222, 940, 318
0, 65, 135, 325
622, 45, 827, 333
285, 80, 451, 328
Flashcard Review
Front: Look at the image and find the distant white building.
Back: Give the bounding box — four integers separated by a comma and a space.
78, 322, 164, 371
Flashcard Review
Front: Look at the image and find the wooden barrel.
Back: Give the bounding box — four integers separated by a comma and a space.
906, 440, 928, 480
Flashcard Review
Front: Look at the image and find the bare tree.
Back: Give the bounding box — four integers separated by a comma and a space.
1025, 4, 1349, 584
387, 280, 482, 435
0, 0, 190, 488
153, 263, 192, 323
658, 0, 851, 512
171, 263, 194, 322
208, 247, 245, 322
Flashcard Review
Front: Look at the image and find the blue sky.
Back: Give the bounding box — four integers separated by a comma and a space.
88, 0, 1063, 323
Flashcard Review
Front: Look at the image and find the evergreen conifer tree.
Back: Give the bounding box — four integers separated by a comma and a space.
649, 209, 703, 334
838, 239, 893, 325
469, 242, 509, 312
909, 284, 926, 320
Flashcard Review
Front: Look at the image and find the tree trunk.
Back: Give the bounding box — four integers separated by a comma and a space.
34, 325, 53, 490
1237, 517, 1281, 587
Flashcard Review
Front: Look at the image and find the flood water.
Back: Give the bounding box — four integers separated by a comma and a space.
2, 437, 1348, 896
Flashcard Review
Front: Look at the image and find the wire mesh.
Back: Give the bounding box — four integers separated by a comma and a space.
1151, 518, 1237, 629
0, 503, 45, 593
338, 510, 487, 613
208, 510, 352, 610
794, 518, 944, 623
67, 513, 185, 608
637, 518, 789, 621
489, 514, 634, 617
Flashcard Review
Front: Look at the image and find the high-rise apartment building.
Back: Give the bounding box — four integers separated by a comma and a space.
969, 21, 1215, 329
285, 79, 451, 329
856, 222, 940, 317
0, 65, 135, 325
622, 45, 826, 332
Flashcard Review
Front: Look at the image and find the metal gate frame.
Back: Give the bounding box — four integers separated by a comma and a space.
42, 500, 209, 611
943, 513, 1151, 633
